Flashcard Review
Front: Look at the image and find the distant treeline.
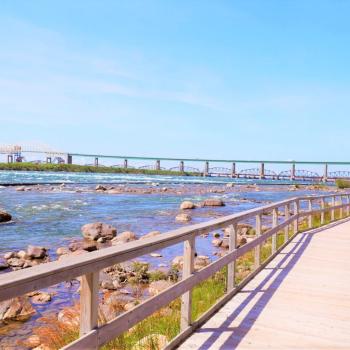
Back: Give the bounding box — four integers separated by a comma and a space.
0, 162, 201, 177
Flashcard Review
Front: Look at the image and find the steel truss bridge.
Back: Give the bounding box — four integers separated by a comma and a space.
2, 144, 350, 182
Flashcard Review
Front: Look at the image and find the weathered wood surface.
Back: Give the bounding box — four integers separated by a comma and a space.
178, 219, 350, 349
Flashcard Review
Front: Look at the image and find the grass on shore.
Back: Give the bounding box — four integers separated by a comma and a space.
0, 162, 200, 177
335, 179, 350, 189
32, 206, 346, 350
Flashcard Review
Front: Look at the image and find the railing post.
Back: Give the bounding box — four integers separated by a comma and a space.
284, 204, 290, 242
227, 223, 237, 292
340, 196, 344, 218
254, 215, 261, 269
80, 271, 99, 343
294, 199, 299, 234
331, 196, 335, 221
321, 197, 325, 225
272, 208, 278, 253
308, 198, 313, 229
180, 236, 195, 331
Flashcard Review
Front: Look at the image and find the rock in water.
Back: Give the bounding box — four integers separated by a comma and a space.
0, 211, 12, 223
111, 231, 136, 245
0, 296, 36, 323
27, 245, 47, 259
180, 201, 196, 210
81, 222, 117, 241
175, 213, 192, 222
203, 199, 225, 207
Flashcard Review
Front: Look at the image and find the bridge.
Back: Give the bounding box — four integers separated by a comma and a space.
0, 193, 350, 349
2, 143, 350, 182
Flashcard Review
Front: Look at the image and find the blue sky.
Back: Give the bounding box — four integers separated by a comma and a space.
1, 0, 350, 161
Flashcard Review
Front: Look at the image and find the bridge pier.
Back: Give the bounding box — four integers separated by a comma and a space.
260, 163, 265, 179
94, 157, 99, 167
67, 154, 73, 164
323, 163, 328, 182
124, 159, 128, 169
46, 157, 52, 164
231, 162, 236, 178
291, 163, 296, 180
203, 161, 209, 177
155, 160, 160, 171
179, 161, 184, 173
7, 155, 13, 163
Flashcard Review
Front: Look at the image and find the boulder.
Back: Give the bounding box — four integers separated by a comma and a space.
111, 231, 136, 245
221, 236, 247, 249
148, 280, 173, 296
81, 222, 117, 241
15, 186, 25, 192
7, 258, 25, 268
82, 241, 97, 252
23, 335, 41, 348
140, 231, 161, 240
0, 296, 36, 323
203, 199, 225, 207
27, 246, 47, 259
57, 307, 80, 329
4, 252, 15, 260
194, 255, 210, 270
180, 201, 196, 210
175, 213, 192, 222
31, 292, 52, 304
212, 238, 223, 247
95, 185, 107, 191
56, 247, 69, 256
134, 334, 168, 350
0, 211, 12, 223
17, 250, 29, 260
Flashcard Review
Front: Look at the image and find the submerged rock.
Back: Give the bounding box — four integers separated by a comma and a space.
0, 296, 36, 323
0, 211, 12, 223
81, 222, 117, 241
175, 213, 192, 222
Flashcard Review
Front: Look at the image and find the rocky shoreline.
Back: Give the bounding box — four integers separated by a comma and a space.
0, 182, 340, 349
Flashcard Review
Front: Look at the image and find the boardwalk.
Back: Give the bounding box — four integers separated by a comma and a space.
178, 219, 350, 350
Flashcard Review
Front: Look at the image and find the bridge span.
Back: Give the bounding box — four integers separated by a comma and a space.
2, 144, 350, 181
0, 193, 350, 349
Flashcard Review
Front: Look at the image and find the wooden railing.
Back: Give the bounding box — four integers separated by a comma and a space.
0, 193, 350, 349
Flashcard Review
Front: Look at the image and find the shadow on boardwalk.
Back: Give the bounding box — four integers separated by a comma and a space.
194, 221, 345, 350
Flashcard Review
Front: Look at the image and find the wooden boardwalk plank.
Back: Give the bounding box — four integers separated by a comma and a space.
178, 220, 350, 349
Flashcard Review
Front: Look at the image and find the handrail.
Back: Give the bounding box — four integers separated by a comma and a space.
1, 192, 349, 349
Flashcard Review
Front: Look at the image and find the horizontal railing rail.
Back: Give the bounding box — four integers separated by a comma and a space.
0, 192, 349, 349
